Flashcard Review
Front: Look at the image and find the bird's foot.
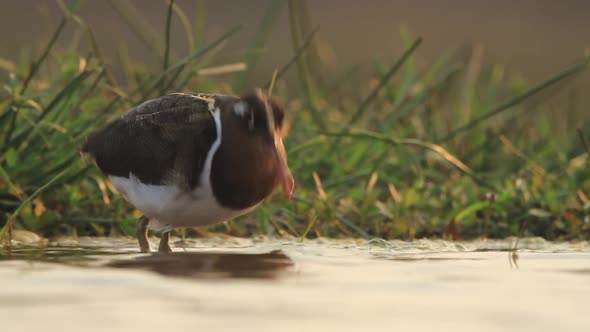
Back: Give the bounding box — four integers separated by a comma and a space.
136, 215, 151, 253
158, 231, 172, 253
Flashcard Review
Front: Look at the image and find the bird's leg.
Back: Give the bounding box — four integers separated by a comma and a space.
158, 231, 172, 253
136, 215, 151, 253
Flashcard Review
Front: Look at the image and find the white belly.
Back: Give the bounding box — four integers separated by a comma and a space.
109, 174, 253, 231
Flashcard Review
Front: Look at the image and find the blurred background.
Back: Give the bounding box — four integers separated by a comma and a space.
2, 0, 589, 89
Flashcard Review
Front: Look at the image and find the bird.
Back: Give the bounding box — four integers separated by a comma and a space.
81, 89, 294, 253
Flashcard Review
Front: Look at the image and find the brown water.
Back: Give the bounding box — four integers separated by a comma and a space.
1, 236, 589, 331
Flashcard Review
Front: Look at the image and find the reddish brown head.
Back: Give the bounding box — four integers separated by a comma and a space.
211, 90, 294, 209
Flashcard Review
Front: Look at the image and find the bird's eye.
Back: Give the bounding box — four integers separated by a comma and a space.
233, 101, 248, 117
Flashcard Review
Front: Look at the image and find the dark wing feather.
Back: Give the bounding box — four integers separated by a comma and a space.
82, 94, 217, 188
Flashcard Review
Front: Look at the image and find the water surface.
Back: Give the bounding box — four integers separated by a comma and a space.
1, 236, 588, 331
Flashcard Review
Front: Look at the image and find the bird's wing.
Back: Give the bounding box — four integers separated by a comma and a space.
82, 94, 218, 187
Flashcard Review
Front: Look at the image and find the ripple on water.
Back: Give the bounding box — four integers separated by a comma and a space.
1, 237, 590, 332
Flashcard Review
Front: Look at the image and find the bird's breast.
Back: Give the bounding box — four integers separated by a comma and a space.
108, 173, 253, 231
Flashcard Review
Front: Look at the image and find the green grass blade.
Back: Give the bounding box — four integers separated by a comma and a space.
19, 18, 68, 95
66, 0, 81, 13
322, 130, 496, 189
263, 25, 320, 89
578, 128, 590, 156
107, 0, 168, 60
161, 0, 175, 95
234, 0, 284, 93
0, 164, 20, 198
438, 56, 590, 143
287, 0, 325, 130
11, 70, 94, 149
170, 1, 195, 53
386, 63, 462, 126
0, 169, 68, 243
139, 25, 242, 98
194, 0, 204, 49
347, 37, 422, 125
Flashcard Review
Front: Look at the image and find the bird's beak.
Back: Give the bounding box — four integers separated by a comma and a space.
275, 137, 294, 199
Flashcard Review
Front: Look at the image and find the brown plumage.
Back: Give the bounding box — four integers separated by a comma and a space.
82, 94, 217, 187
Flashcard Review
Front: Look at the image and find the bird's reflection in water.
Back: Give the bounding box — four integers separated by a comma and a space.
107, 250, 294, 279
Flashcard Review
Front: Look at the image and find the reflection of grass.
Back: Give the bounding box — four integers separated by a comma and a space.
1, 1, 589, 243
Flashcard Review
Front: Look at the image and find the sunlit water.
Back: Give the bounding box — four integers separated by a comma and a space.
1, 236, 589, 331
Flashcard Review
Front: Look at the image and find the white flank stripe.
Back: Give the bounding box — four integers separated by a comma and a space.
200, 107, 223, 188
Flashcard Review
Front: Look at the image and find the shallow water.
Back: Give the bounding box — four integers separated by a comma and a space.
1, 236, 589, 331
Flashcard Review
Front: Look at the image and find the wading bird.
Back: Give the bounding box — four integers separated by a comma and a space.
82, 90, 294, 252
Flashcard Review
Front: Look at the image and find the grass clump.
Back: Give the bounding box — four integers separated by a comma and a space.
1, 2, 589, 242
